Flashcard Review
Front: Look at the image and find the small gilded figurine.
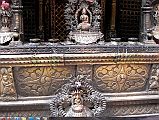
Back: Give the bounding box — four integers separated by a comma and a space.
77, 8, 91, 31
0, 0, 12, 32
65, 90, 93, 117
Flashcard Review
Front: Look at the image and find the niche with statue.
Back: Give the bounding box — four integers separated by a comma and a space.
64, 0, 103, 44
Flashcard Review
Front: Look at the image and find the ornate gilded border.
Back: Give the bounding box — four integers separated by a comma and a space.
0, 53, 159, 66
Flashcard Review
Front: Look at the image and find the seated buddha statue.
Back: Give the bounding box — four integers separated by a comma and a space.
77, 8, 91, 31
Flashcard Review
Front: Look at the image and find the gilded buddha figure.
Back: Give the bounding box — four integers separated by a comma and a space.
65, 90, 93, 117
65, 0, 103, 44
77, 8, 91, 31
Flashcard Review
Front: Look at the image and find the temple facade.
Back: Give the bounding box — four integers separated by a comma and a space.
1, 0, 159, 119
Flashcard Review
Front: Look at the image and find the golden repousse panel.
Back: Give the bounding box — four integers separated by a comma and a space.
94, 64, 150, 92
13, 66, 75, 96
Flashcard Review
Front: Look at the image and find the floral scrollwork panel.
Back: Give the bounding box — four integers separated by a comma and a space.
0, 67, 17, 101
94, 64, 150, 92
14, 66, 75, 96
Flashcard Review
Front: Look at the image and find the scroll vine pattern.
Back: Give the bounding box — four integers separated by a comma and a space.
94, 64, 150, 92
14, 66, 74, 96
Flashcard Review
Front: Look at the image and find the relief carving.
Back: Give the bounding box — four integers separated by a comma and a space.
14, 66, 75, 96
108, 104, 159, 116
50, 75, 107, 117
149, 64, 159, 90
65, 0, 101, 32
64, 0, 103, 44
94, 64, 150, 92
77, 65, 92, 81
0, 67, 16, 101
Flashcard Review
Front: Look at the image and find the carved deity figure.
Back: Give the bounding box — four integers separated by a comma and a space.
1, 74, 15, 97
77, 8, 91, 31
65, 90, 93, 117
1, 68, 15, 97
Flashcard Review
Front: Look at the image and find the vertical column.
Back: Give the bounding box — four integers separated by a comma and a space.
50, 0, 56, 39
39, 0, 43, 32
100, 0, 106, 37
141, 0, 155, 43
38, 0, 44, 40
12, 0, 23, 39
141, 0, 147, 36
110, 0, 117, 37
141, 7, 152, 41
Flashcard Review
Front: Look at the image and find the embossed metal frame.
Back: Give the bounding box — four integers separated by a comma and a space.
1, 52, 159, 67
